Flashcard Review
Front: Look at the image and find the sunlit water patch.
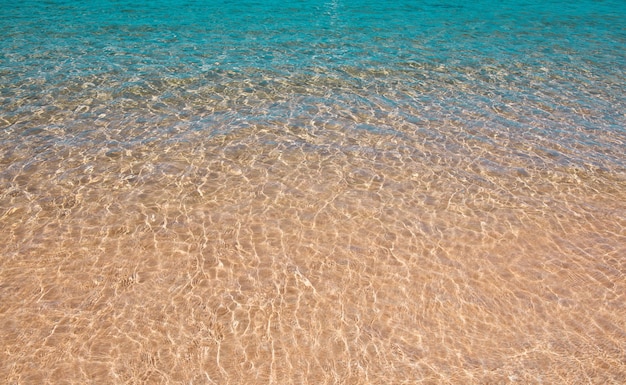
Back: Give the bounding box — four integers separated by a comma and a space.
1, 0, 625, 383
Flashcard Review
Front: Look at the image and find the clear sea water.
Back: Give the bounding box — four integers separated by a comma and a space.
1, 1, 625, 383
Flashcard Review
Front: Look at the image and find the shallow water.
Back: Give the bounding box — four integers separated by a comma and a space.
1, 0, 625, 383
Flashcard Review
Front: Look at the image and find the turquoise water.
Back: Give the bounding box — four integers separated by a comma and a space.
1, 1, 626, 384
3, 0, 625, 157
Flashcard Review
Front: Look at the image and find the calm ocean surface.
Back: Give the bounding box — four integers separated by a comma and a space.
1, 0, 625, 383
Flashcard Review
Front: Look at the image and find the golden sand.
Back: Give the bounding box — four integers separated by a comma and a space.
1, 125, 625, 384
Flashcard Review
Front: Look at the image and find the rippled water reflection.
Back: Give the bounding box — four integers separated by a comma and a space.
2, 0, 626, 384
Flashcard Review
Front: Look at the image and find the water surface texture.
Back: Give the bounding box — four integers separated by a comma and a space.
1, 0, 625, 383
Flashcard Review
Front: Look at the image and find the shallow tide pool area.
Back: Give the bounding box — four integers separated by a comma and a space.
1, 0, 625, 383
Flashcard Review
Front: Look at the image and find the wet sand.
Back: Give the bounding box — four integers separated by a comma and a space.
1, 121, 625, 384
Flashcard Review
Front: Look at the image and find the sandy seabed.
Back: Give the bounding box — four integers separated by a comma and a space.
1, 121, 625, 384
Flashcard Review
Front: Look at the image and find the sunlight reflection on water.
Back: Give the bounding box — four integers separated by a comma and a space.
1, 0, 625, 383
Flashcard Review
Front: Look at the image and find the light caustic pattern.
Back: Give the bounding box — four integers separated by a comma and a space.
1, 89, 625, 384
1, 0, 626, 384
